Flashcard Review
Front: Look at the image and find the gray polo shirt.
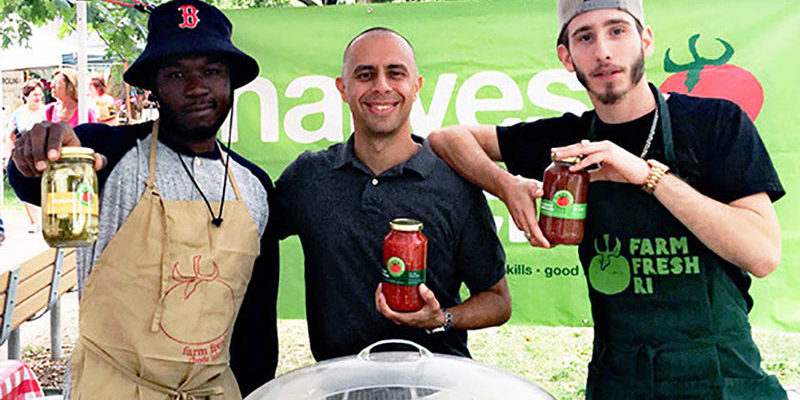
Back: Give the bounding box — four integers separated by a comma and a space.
274, 134, 506, 361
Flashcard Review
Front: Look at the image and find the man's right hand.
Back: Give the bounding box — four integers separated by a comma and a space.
498, 174, 550, 248
12, 121, 106, 177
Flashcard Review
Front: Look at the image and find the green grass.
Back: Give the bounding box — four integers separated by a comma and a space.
276, 320, 800, 400
754, 329, 800, 384
468, 325, 591, 399
22, 344, 45, 354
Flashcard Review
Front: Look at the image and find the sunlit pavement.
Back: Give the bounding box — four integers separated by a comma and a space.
0, 208, 49, 271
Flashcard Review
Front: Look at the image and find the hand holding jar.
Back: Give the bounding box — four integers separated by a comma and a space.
12, 121, 106, 177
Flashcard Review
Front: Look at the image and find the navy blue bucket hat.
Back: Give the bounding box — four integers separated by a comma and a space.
124, 0, 259, 91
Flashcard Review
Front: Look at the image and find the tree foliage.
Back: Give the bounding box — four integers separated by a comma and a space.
0, 0, 288, 62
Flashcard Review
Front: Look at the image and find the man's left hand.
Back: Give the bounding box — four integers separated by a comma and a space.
375, 283, 445, 329
552, 140, 650, 184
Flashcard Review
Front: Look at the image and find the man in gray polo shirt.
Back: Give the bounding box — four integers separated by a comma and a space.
272, 27, 511, 361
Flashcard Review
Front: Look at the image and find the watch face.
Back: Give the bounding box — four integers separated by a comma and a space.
426, 309, 452, 334
442, 309, 453, 330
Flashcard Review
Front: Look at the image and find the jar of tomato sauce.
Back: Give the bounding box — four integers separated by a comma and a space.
382, 218, 428, 312
538, 153, 589, 245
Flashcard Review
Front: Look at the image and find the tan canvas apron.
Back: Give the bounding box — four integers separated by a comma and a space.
70, 123, 261, 400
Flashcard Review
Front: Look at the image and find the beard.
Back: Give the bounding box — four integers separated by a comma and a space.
157, 104, 228, 146
575, 50, 646, 105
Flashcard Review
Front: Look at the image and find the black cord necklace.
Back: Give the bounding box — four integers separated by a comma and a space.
174, 115, 234, 227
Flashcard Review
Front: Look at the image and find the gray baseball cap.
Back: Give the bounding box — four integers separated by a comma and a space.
558, 0, 644, 36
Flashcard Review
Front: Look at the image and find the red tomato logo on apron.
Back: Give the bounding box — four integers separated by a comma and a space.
160, 255, 235, 345
660, 34, 764, 121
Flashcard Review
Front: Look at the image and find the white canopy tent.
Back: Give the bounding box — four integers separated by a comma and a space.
0, 7, 106, 111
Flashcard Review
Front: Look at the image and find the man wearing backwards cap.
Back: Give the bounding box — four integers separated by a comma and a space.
8, 0, 278, 398
429, 0, 786, 399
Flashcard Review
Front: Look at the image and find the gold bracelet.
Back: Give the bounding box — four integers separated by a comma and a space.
642, 159, 670, 194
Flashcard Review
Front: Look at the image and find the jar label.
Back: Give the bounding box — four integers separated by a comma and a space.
46, 184, 99, 216
382, 256, 426, 286
541, 190, 586, 220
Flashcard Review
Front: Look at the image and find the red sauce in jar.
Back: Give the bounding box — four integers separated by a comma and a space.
382, 218, 428, 312
539, 154, 589, 245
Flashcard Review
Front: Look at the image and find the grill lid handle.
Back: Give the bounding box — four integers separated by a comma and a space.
357, 339, 433, 361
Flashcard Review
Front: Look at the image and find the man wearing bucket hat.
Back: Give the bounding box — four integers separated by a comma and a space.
428, 0, 786, 399
8, 0, 278, 398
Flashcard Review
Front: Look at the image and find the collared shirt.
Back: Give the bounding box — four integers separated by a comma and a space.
274, 134, 506, 361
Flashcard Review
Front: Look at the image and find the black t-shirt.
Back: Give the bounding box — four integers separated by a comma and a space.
497, 93, 784, 307
498, 93, 783, 203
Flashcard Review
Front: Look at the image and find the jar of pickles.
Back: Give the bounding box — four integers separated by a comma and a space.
382, 218, 428, 312
539, 153, 589, 245
41, 147, 99, 247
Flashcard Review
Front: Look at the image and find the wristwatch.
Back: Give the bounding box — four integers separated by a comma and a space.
642, 159, 670, 194
426, 308, 453, 334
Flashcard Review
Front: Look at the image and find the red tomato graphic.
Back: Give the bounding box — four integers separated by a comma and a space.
161, 255, 235, 345
660, 34, 763, 121
390, 262, 403, 274
81, 191, 93, 203
556, 195, 571, 207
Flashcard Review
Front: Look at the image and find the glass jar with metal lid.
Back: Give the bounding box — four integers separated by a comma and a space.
539, 152, 589, 245
382, 218, 428, 312
41, 146, 99, 247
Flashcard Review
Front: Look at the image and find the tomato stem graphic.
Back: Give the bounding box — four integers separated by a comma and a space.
593, 234, 621, 271
664, 34, 734, 92
171, 255, 221, 299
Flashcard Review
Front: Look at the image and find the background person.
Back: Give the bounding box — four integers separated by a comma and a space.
6, 79, 46, 140
428, 0, 785, 398
273, 27, 511, 361
88, 74, 118, 125
45, 67, 98, 127
5, 79, 47, 233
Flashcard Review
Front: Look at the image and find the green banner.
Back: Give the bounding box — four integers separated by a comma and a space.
223, 0, 800, 332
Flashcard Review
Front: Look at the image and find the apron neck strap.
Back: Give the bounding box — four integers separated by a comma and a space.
217, 143, 243, 202
146, 120, 160, 190
649, 83, 679, 176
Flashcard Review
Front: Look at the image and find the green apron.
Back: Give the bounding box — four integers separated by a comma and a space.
580, 83, 786, 400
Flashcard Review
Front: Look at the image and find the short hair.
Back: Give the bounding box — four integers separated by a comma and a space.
20, 80, 44, 103
90, 75, 107, 94
342, 27, 416, 67
557, 18, 644, 49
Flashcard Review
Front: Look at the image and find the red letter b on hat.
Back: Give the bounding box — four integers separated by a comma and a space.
178, 5, 200, 29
